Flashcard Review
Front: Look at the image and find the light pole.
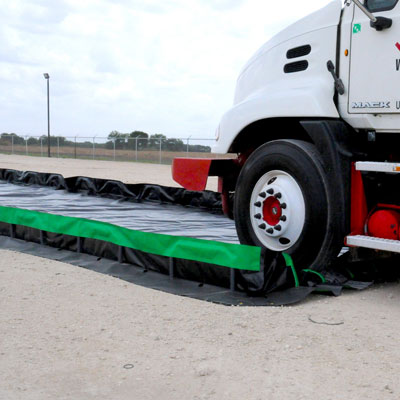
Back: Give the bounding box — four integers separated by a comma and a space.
43, 73, 51, 157
186, 135, 192, 155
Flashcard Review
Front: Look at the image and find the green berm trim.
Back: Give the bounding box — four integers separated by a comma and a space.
0, 206, 261, 271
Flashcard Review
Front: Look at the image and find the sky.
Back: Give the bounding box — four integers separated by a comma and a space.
0, 0, 334, 140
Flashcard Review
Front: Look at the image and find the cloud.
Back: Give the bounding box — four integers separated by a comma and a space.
0, 0, 334, 138
205, 0, 246, 11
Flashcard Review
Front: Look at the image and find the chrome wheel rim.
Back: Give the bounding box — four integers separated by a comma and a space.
250, 170, 306, 252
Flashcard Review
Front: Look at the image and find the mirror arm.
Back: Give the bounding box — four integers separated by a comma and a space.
352, 0, 377, 22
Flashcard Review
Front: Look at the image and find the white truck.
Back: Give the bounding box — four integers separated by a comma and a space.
173, 0, 400, 270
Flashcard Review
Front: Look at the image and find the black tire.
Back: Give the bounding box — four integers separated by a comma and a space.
234, 139, 330, 269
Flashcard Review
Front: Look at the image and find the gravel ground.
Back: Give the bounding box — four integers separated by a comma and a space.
0, 154, 400, 400
0, 154, 218, 191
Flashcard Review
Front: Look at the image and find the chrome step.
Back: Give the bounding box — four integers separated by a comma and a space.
346, 235, 400, 253
356, 161, 400, 173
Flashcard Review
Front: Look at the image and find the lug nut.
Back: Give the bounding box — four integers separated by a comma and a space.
254, 202, 262, 207
275, 192, 282, 199
267, 228, 274, 234
267, 189, 274, 195
254, 214, 262, 220
280, 216, 287, 222
258, 223, 266, 230
259, 192, 267, 198
274, 225, 282, 231
281, 203, 287, 209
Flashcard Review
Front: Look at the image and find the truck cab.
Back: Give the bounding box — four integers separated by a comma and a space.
340, 0, 400, 132
173, 0, 400, 270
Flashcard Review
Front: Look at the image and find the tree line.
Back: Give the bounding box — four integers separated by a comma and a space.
0, 131, 211, 152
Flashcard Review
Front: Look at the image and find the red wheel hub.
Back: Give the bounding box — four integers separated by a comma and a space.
263, 196, 282, 226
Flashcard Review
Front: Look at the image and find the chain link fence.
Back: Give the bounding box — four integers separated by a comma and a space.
0, 134, 232, 165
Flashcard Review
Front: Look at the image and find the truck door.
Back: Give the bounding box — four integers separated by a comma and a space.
349, 0, 400, 114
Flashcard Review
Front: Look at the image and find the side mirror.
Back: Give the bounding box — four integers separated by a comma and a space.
371, 16, 393, 31
351, 0, 392, 31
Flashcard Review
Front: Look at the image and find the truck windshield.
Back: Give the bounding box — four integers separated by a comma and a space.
366, 0, 398, 12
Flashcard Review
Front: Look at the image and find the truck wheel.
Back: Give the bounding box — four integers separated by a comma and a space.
234, 139, 328, 268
